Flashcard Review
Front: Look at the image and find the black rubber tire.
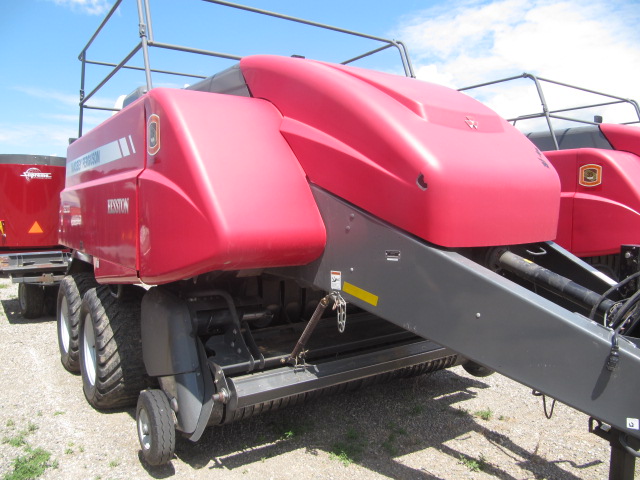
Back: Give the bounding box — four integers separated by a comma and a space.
463, 361, 495, 378
136, 390, 176, 466
18, 283, 45, 319
79, 284, 148, 409
44, 285, 59, 317
57, 273, 98, 373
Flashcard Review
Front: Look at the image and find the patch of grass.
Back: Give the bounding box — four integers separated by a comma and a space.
410, 403, 425, 415
459, 453, 489, 472
382, 423, 407, 456
108, 459, 120, 468
2, 421, 39, 448
2, 433, 27, 448
273, 418, 310, 441
53, 411, 65, 416
3, 446, 54, 480
6, 419, 15, 428
474, 408, 493, 421
330, 428, 365, 466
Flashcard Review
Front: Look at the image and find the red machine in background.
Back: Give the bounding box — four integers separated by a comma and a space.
0, 154, 69, 318
460, 74, 640, 285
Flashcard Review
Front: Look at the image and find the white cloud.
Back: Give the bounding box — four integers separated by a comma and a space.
395, 0, 640, 127
0, 122, 74, 157
13, 86, 116, 110
48, 0, 112, 15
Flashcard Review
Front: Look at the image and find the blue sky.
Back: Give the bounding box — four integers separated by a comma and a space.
1, 0, 639, 157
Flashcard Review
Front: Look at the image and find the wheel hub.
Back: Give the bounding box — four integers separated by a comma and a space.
83, 312, 97, 386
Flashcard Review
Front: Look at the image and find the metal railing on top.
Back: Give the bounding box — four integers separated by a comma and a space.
459, 73, 640, 151
77, 0, 416, 137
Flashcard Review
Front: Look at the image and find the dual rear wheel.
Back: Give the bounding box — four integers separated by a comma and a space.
56, 273, 176, 464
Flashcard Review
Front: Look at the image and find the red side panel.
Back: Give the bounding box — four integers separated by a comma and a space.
0, 156, 65, 250
600, 123, 640, 157
241, 55, 560, 248
137, 89, 326, 284
60, 103, 146, 281
545, 148, 640, 257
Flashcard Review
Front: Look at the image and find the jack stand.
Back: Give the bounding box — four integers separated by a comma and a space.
590, 418, 640, 480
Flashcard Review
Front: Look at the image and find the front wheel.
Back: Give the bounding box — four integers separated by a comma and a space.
136, 390, 176, 466
18, 283, 45, 319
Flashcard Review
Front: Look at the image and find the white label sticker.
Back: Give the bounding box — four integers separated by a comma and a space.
627, 418, 639, 430
330, 271, 341, 290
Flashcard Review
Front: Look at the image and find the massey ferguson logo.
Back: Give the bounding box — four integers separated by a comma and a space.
20, 168, 52, 180
107, 198, 129, 214
465, 116, 479, 129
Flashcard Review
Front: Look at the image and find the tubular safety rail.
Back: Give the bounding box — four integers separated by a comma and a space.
77, 0, 415, 136
459, 73, 640, 151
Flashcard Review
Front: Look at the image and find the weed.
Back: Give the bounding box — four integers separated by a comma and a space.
53, 411, 65, 416
108, 459, 120, 468
410, 404, 425, 415
474, 408, 493, 421
382, 437, 398, 456
65, 447, 74, 455
3, 446, 54, 480
274, 418, 310, 441
330, 428, 365, 466
79, 445, 85, 453
2, 434, 27, 448
382, 423, 407, 456
459, 453, 489, 472
6, 419, 15, 428
26, 422, 38, 433
346, 428, 359, 441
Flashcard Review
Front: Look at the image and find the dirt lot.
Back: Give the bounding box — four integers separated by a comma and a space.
0, 277, 636, 480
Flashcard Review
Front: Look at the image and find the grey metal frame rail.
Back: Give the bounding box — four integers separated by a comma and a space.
77, 0, 416, 137
460, 73, 640, 151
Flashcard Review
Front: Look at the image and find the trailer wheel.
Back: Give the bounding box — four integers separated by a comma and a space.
18, 283, 45, 319
463, 361, 495, 378
79, 285, 148, 409
57, 273, 98, 373
136, 390, 176, 466
44, 286, 59, 317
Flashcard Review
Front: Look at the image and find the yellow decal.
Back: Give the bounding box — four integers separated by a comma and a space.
28, 221, 43, 234
343, 281, 379, 307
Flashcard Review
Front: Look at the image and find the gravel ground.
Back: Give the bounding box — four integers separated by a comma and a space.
0, 277, 636, 480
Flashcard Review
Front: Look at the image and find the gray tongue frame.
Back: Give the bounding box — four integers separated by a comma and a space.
272, 185, 640, 441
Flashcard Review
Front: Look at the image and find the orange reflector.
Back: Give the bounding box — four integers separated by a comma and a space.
28, 221, 43, 234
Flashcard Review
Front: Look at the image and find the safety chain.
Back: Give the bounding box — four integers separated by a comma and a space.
330, 291, 347, 333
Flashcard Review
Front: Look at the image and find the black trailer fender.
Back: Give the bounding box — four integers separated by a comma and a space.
141, 287, 206, 436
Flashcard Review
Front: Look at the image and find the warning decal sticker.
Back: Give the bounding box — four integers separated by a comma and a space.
330, 271, 341, 290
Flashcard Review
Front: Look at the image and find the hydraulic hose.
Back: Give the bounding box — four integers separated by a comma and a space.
498, 251, 616, 316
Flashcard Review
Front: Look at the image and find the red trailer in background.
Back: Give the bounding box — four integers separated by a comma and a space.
0, 154, 70, 318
